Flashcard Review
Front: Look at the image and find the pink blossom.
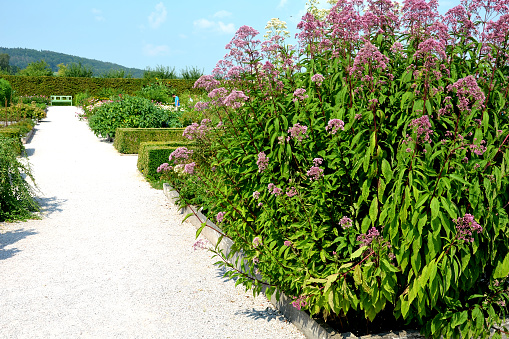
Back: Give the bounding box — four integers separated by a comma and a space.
286, 187, 298, 198
216, 211, 225, 224
454, 213, 482, 243
193, 75, 220, 91
253, 236, 262, 248
288, 123, 308, 142
350, 41, 390, 78
268, 183, 283, 196
409, 115, 433, 144
339, 216, 353, 228
291, 295, 308, 310
326, 119, 345, 134
306, 166, 324, 181
183, 162, 196, 174
224, 90, 249, 108
357, 227, 381, 247
169, 147, 194, 164
253, 191, 260, 199
257, 152, 269, 172
311, 74, 325, 86
284, 240, 292, 247
292, 88, 308, 102
447, 75, 486, 113
157, 163, 172, 173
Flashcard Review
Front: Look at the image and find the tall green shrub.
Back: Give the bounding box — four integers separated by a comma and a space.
0, 136, 39, 221
167, 1, 509, 337
0, 78, 12, 107
87, 95, 182, 139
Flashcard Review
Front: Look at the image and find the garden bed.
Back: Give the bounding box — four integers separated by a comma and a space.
162, 184, 429, 339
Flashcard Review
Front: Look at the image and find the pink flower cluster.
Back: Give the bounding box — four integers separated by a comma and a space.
257, 152, 269, 172
216, 211, 225, 224
193, 75, 220, 92
253, 236, 262, 247
184, 162, 196, 174
183, 119, 211, 140
286, 187, 298, 198
292, 88, 308, 102
357, 227, 381, 247
157, 163, 172, 173
349, 42, 390, 78
307, 166, 324, 181
326, 119, 345, 134
447, 75, 486, 114
169, 147, 194, 164
408, 115, 433, 144
287, 123, 308, 142
268, 183, 283, 196
224, 90, 249, 109
291, 295, 308, 310
454, 213, 482, 243
339, 216, 353, 229
311, 74, 325, 86
253, 191, 260, 199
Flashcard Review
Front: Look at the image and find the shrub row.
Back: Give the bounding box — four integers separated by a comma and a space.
0, 75, 203, 98
137, 141, 194, 178
0, 78, 12, 106
0, 119, 35, 154
0, 102, 47, 121
113, 127, 186, 154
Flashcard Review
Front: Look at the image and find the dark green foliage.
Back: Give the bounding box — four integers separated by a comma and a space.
0, 47, 145, 77
113, 127, 186, 154
0, 128, 23, 154
60, 62, 93, 77
0, 53, 10, 73
0, 136, 39, 221
143, 65, 178, 80
0, 78, 12, 106
0, 75, 202, 98
87, 95, 181, 139
136, 81, 176, 104
180, 66, 204, 80
17, 60, 53, 76
137, 141, 194, 177
100, 69, 133, 78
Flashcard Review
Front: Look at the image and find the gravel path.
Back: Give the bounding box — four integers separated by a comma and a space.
0, 107, 306, 339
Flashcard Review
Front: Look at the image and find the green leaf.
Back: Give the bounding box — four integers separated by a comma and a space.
430, 197, 440, 221
325, 273, 339, 292
451, 310, 468, 328
369, 197, 379, 225
351, 246, 368, 259
493, 252, 509, 279
381, 159, 393, 181
182, 212, 194, 224
195, 222, 206, 238
353, 265, 362, 285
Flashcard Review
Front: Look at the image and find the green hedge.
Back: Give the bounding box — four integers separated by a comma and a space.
0, 127, 23, 154
113, 127, 186, 154
0, 75, 203, 98
137, 141, 194, 178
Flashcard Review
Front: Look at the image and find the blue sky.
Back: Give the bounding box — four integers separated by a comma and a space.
1, 0, 458, 75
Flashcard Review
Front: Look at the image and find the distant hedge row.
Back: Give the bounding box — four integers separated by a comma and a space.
0, 75, 202, 98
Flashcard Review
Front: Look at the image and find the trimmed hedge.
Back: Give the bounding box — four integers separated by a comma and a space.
137, 141, 194, 178
113, 127, 186, 154
0, 75, 203, 98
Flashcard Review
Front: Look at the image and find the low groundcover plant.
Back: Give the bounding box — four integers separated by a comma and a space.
162, 0, 509, 337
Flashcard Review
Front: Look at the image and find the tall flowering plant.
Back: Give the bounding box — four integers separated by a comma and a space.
171, 0, 509, 337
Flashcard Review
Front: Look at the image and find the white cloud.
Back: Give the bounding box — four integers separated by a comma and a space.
193, 18, 235, 35
218, 22, 235, 34
213, 10, 232, 18
143, 43, 170, 56
92, 8, 105, 22
278, 0, 288, 8
148, 2, 167, 29
194, 18, 215, 29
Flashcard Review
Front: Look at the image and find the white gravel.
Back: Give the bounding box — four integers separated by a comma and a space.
0, 106, 306, 339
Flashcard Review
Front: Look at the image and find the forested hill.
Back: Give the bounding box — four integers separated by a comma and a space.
0, 47, 145, 77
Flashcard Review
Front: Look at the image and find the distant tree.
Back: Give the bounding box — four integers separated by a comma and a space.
180, 66, 204, 80
61, 62, 93, 77
143, 65, 178, 80
56, 63, 67, 77
0, 53, 10, 73
100, 69, 133, 78
17, 60, 53, 76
